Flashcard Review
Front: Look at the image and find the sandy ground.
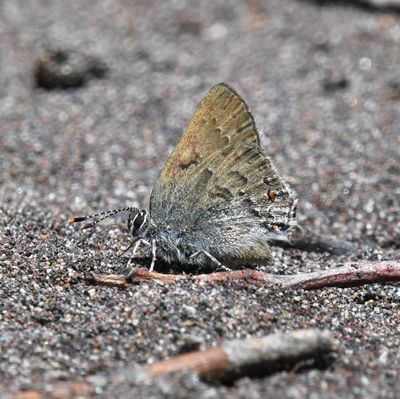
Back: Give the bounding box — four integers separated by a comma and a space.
1, 0, 400, 397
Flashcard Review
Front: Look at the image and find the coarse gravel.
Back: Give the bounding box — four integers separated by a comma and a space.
1, 0, 400, 398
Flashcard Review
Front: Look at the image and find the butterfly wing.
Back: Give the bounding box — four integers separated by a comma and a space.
149, 83, 296, 265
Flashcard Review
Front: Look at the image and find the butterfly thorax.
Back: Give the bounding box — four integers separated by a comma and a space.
129, 209, 223, 269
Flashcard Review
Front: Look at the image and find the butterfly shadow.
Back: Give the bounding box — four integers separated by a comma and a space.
205, 351, 337, 386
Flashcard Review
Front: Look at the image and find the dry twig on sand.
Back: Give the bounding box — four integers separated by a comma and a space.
13, 329, 336, 399
86, 260, 400, 290
146, 328, 336, 381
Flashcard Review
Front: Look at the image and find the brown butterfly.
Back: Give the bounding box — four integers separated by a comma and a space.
70, 83, 297, 272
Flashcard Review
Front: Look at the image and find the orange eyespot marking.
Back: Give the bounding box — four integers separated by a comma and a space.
267, 189, 276, 202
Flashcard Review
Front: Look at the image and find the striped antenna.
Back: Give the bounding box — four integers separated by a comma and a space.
68, 207, 137, 230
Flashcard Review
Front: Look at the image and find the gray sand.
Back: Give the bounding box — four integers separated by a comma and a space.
1, 1, 400, 397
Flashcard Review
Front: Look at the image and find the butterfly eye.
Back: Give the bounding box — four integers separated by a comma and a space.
133, 210, 147, 229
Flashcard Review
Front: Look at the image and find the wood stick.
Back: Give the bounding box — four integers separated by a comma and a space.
11, 329, 336, 398
86, 260, 400, 290
13, 381, 93, 399
146, 329, 336, 381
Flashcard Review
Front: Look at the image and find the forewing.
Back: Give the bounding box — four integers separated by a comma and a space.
150, 83, 296, 263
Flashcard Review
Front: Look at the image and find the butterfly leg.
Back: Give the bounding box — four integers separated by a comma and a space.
132, 239, 150, 256
149, 239, 157, 272
118, 242, 135, 258
126, 238, 151, 268
189, 250, 231, 272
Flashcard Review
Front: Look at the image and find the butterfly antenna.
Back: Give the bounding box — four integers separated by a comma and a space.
68, 207, 136, 230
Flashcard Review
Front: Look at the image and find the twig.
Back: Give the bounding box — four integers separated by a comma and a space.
86, 260, 400, 290
13, 381, 93, 399
146, 329, 336, 381
85, 269, 187, 287
11, 329, 336, 398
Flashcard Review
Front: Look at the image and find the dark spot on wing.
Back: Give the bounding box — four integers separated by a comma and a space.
209, 185, 233, 202
227, 171, 248, 187
195, 168, 213, 192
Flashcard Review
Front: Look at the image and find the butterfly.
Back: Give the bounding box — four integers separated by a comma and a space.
70, 83, 297, 272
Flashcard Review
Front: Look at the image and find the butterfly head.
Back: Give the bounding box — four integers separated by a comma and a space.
127, 209, 150, 237
69, 206, 151, 237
